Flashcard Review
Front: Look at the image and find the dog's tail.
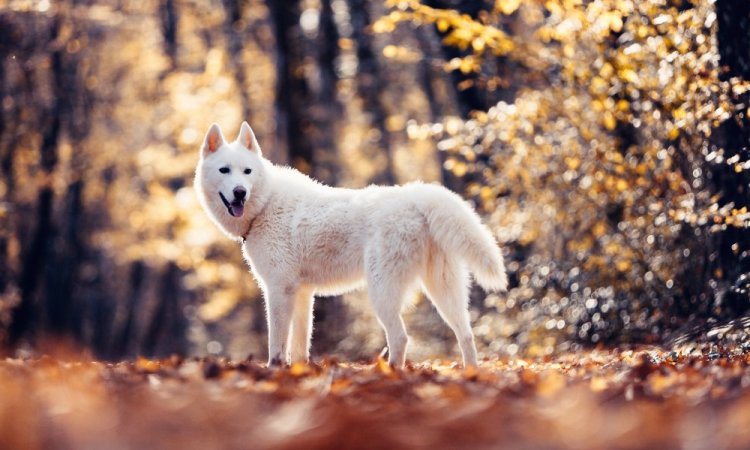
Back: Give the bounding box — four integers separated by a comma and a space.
421, 186, 508, 291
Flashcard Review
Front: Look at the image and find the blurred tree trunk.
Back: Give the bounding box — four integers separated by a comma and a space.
424, 0, 495, 117
0, 14, 31, 346
143, 262, 187, 357
269, 0, 342, 180
222, 0, 252, 121
708, 0, 750, 314
9, 17, 65, 344
269, 0, 311, 168
43, 180, 84, 338
109, 261, 146, 358
347, 0, 395, 185
160, 0, 178, 71
307, 0, 341, 184
0, 49, 9, 300
7, 8, 96, 345
415, 26, 461, 190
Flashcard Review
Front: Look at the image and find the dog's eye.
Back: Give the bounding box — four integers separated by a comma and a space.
244, 168, 252, 175
219, 167, 230, 174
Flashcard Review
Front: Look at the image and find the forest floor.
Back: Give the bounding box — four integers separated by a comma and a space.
2, 344, 750, 450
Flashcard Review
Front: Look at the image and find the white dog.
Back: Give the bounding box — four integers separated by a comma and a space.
194, 122, 507, 367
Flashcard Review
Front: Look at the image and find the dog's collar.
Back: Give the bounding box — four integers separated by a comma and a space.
239, 197, 269, 244
240, 216, 257, 244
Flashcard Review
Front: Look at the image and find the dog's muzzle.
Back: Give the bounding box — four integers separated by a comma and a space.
219, 191, 245, 217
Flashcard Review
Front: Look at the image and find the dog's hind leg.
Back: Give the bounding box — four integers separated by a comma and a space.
365, 221, 426, 368
290, 288, 314, 364
369, 288, 409, 368
367, 270, 413, 368
422, 249, 478, 367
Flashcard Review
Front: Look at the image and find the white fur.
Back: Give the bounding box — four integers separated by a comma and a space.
194, 122, 508, 368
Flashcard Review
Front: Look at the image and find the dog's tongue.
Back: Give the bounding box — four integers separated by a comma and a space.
229, 203, 244, 217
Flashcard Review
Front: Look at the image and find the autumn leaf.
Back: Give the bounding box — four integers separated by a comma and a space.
135, 357, 160, 373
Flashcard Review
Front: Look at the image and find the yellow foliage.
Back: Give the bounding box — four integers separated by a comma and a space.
603, 112, 616, 131
496, 0, 521, 16
384, 0, 746, 351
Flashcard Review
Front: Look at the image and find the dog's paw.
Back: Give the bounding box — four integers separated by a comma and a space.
267, 356, 286, 368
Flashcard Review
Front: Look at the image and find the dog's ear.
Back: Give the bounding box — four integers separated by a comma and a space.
202, 123, 225, 157
237, 121, 262, 156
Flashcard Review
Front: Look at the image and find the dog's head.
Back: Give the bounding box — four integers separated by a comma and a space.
196, 121, 265, 220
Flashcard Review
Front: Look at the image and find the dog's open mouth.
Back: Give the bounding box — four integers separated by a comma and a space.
219, 192, 245, 218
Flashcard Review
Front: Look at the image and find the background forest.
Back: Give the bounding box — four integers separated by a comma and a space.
0, 0, 749, 363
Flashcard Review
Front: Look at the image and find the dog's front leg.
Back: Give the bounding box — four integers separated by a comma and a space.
265, 289, 294, 366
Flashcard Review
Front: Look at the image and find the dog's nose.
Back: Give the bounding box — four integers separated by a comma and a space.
233, 187, 247, 200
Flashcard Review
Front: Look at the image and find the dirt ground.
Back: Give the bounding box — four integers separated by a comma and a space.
2, 344, 750, 450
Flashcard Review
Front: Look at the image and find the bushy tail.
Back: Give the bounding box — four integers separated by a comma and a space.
421, 187, 508, 291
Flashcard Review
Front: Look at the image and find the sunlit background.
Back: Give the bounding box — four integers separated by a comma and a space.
0, 0, 748, 362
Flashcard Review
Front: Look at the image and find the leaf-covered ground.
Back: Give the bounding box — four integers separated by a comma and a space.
3, 345, 750, 450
